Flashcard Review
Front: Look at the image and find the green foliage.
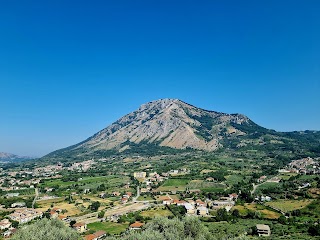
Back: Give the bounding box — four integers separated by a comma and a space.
11, 218, 81, 240
106, 216, 232, 240
89, 201, 101, 211
98, 210, 105, 218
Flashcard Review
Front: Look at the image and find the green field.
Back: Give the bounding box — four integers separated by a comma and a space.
141, 207, 173, 218
255, 182, 279, 192
157, 178, 189, 192
225, 175, 244, 185
137, 195, 154, 201
187, 180, 226, 192
265, 199, 314, 213
87, 222, 129, 235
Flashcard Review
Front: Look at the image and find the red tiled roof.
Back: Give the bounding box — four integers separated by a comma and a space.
85, 234, 95, 240
73, 222, 86, 227
94, 231, 106, 237
130, 222, 144, 228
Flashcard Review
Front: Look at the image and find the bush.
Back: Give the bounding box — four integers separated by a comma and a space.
11, 218, 81, 240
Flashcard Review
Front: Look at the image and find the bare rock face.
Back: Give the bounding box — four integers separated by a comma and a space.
72, 99, 250, 152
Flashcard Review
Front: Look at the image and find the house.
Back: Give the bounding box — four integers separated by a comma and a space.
206, 177, 215, 182
50, 210, 58, 218
228, 193, 239, 201
83, 189, 90, 194
121, 197, 128, 204
11, 202, 26, 208
85, 231, 107, 240
260, 196, 271, 202
129, 221, 144, 230
212, 200, 235, 212
0, 219, 11, 230
99, 193, 106, 198
58, 215, 68, 221
73, 222, 87, 233
195, 199, 206, 207
3, 228, 16, 238
9, 209, 43, 224
112, 191, 121, 197
184, 203, 195, 214
197, 206, 208, 216
162, 198, 172, 205
126, 192, 133, 197
257, 176, 267, 183
133, 172, 147, 179
173, 200, 187, 206
256, 224, 271, 236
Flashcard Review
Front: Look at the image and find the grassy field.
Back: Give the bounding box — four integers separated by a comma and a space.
255, 182, 279, 192
298, 175, 318, 180
265, 199, 314, 213
225, 175, 244, 185
37, 200, 82, 216
141, 207, 173, 218
137, 195, 154, 201
187, 180, 226, 192
278, 173, 298, 180
87, 222, 129, 235
157, 179, 189, 192
233, 203, 281, 219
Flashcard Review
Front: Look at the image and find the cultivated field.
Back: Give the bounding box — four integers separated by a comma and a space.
157, 179, 189, 192
141, 207, 173, 218
265, 199, 314, 213
87, 222, 128, 235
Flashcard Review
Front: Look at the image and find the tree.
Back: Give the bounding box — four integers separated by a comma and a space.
70, 220, 76, 227
216, 208, 229, 221
308, 224, 320, 236
231, 209, 240, 218
89, 201, 101, 211
11, 219, 81, 240
98, 211, 105, 218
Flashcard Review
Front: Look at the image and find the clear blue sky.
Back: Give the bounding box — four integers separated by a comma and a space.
1, 1, 319, 156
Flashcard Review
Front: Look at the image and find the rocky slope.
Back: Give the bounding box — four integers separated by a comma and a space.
44, 99, 320, 160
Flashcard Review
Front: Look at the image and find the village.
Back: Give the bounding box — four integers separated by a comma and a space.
0, 155, 319, 239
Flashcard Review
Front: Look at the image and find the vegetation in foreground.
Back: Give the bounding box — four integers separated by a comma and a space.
105, 216, 250, 240
11, 218, 81, 240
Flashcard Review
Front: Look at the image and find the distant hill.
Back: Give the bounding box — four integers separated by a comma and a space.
0, 152, 33, 162
43, 99, 320, 161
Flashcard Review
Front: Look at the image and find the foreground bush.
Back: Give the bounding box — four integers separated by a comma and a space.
105, 216, 249, 240
11, 218, 81, 240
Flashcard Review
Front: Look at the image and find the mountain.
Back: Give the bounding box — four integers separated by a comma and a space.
44, 99, 320, 161
0, 152, 33, 162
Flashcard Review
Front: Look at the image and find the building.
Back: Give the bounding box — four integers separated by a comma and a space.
256, 224, 271, 236
133, 172, 147, 179
85, 231, 107, 240
50, 210, 58, 219
184, 203, 195, 214
9, 209, 42, 224
73, 222, 87, 233
212, 200, 235, 212
162, 198, 172, 205
129, 221, 144, 230
197, 206, 208, 216
0, 219, 11, 230
11, 202, 26, 208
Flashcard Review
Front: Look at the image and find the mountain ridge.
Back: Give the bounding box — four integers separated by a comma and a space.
43, 99, 320, 161
0, 152, 33, 162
